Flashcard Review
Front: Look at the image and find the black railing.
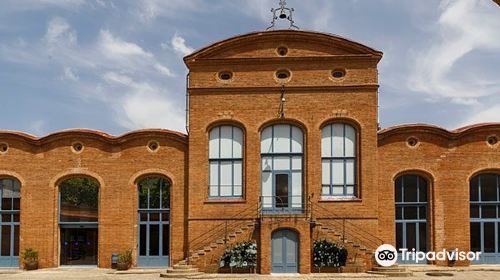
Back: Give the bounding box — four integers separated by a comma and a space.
259, 195, 306, 214
187, 203, 258, 263
312, 202, 384, 250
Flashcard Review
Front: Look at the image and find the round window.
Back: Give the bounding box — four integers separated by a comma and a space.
487, 135, 498, 146
407, 137, 419, 148
147, 140, 160, 152
331, 69, 346, 79
275, 69, 291, 80
218, 71, 233, 81
71, 142, 84, 153
0, 143, 8, 154
276, 46, 288, 56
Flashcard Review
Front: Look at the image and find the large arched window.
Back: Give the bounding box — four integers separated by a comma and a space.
261, 124, 303, 211
209, 125, 243, 198
321, 123, 357, 197
58, 177, 99, 266
470, 173, 500, 263
0, 178, 20, 267
137, 176, 170, 266
395, 174, 428, 263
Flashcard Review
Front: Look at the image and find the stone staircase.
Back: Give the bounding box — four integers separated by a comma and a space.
367, 265, 413, 277
315, 222, 376, 273
167, 220, 257, 276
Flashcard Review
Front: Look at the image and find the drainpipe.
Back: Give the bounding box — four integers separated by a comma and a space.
185, 73, 190, 134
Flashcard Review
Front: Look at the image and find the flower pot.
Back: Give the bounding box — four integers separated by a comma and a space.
116, 262, 130, 271
25, 261, 38, 270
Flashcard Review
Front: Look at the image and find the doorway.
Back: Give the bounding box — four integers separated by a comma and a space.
60, 228, 98, 265
271, 229, 298, 273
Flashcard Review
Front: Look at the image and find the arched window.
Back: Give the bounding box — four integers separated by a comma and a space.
321, 123, 356, 197
0, 178, 20, 267
137, 176, 170, 266
209, 125, 243, 198
261, 124, 303, 211
470, 173, 500, 263
58, 177, 99, 266
395, 174, 428, 263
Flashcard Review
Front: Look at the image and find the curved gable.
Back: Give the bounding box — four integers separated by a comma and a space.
184, 30, 382, 65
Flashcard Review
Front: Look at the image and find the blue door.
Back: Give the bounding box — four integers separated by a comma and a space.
0, 178, 20, 267
137, 177, 170, 267
272, 229, 298, 273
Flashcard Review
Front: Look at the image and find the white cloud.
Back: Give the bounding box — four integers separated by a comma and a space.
62, 66, 79, 81
99, 30, 151, 58
29, 120, 47, 136
408, 0, 500, 104
459, 105, 500, 127
44, 17, 77, 46
102, 72, 185, 131
170, 34, 194, 56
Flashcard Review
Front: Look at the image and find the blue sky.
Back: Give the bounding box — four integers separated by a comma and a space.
0, 0, 499, 136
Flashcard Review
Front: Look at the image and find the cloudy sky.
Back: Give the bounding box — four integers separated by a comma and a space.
0, 0, 499, 136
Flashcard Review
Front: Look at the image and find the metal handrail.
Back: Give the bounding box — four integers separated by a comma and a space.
312, 202, 384, 250
188, 203, 258, 260
259, 195, 305, 211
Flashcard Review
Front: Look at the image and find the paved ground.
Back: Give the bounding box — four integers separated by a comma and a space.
1, 269, 500, 280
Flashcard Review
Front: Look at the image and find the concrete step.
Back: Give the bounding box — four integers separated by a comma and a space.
160, 272, 204, 278
166, 267, 199, 273
173, 264, 194, 269
367, 270, 413, 277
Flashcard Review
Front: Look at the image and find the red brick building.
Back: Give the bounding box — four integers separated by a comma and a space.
0, 30, 499, 273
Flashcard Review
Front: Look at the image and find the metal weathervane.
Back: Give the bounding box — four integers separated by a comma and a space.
267, 0, 299, 30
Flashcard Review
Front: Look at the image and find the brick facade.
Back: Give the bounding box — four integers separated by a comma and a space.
0, 30, 499, 272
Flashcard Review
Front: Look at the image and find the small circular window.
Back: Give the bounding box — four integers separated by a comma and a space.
276, 46, 288, 56
147, 140, 160, 152
406, 137, 419, 148
218, 71, 233, 81
0, 143, 8, 154
71, 142, 84, 153
275, 69, 291, 80
331, 69, 346, 79
487, 135, 498, 147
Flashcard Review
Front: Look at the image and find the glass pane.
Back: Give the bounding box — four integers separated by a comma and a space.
346, 159, 355, 185
2, 214, 11, 222
419, 206, 427, 220
332, 123, 344, 157
396, 223, 403, 250
419, 223, 427, 252
12, 180, 20, 210
322, 186, 330, 196
275, 174, 289, 208
59, 178, 99, 223
13, 213, 19, 222
149, 181, 160, 209
406, 223, 416, 250
161, 212, 169, 222
150, 225, 160, 256
139, 225, 147, 256
321, 125, 332, 157
346, 186, 354, 196
470, 222, 481, 252
1, 225, 11, 256
404, 207, 418, 220
418, 177, 428, 202
220, 186, 232, 196
209, 127, 219, 159
220, 162, 232, 189
234, 186, 242, 196
395, 176, 402, 202
332, 160, 344, 185
262, 171, 272, 208
232, 127, 243, 158
161, 180, 170, 209
274, 125, 291, 153
209, 162, 219, 188
291, 126, 303, 153
1, 179, 13, 211
220, 126, 232, 158
14, 225, 19, 256
322, 160, 330, 185
274, 156, 290, 170
286, 235, 297, 263
332, 186, 343, 195
140, 212, 148, 221
162, 225, 170, 256
484, 222, 495, 253
403, 175, 418, 202
150, 213, 160, 221
138, 186, 148, 209
481, 174, 498, 201
291, 157, 302, 170
344, 125, 356, 157
261, 126, 273, 153
209, 186, 218, 197
291, 171, 302, 208
470, 176, 479, 201
470, 205, 479, 218
482, 205, 497, 219
233, 161, 242, 187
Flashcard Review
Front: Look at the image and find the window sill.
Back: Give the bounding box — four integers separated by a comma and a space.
205, 198, 246, 204
319, 196, 362, 202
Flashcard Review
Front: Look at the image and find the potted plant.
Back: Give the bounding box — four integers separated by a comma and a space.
22, 248, 39, 270
312, 239, 348, 273
219, 241, 257, 273
116, 249, 132, 271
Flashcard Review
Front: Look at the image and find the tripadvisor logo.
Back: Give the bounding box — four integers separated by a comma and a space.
375, 244, 482, 266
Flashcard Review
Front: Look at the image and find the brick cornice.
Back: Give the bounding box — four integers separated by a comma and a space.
188, 84, 379, 94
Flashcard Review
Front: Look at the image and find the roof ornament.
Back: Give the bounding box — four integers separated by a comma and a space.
266, 0, 299, 30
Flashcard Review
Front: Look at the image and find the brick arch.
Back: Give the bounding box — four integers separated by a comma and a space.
467, 168, 500, 185
392, 169, 435, 185
0, 170, 25, 186
205, 119, 247, 134
130, 169, 176, 187
318, 117, 362, 131
258, 118, 308, 134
